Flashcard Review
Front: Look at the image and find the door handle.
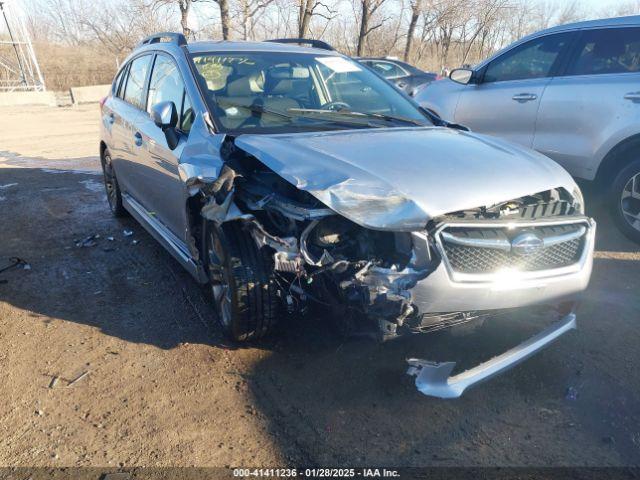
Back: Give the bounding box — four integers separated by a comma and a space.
624, 92, 640, 102
133, 132, 143, 147
512, 93, 538, 102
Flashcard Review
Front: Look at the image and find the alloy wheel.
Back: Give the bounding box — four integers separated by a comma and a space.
621, 171, 640, 233
206, 230, 232, 327
102, 154, 118, 211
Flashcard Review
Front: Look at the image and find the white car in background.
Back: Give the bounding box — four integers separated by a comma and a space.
415, 15, 640, 242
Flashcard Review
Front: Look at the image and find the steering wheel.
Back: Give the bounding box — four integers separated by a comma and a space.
322, 101, 351, 111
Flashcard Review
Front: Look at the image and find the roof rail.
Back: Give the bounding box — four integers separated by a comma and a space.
265, 38, 334, 51
136, 32, 188, 49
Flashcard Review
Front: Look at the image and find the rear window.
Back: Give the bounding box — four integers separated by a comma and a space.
567, 27, 640, 76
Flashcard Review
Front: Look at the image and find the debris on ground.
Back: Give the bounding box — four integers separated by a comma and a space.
67, 371, 89, 387
132, 240, 139, 245
49, 376, 59, 389
565, 386, 578, 401
0, 257, 31, 283
107, 236, 114, 241
123, 230, 133, 237
75, 234, 100, 248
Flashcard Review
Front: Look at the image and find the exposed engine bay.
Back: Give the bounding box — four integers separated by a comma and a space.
193, 136, 588, 341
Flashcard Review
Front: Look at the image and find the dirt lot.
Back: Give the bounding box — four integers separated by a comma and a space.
1, 105, 640, 468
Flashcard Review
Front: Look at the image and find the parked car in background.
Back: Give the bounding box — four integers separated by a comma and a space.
357, 57, 438, 95
100, 34, 595, 398
415, 15, 640, 243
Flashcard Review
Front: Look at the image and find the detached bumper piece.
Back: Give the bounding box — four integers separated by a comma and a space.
406, 313, 576, 399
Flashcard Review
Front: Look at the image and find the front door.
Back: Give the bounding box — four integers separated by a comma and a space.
455, 32, 574, 148
134, 53, 195, 241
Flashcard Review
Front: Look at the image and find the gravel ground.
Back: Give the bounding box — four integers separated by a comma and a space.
0, 105, 639, 468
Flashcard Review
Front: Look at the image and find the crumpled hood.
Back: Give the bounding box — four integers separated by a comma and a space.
235, 126, 578, 231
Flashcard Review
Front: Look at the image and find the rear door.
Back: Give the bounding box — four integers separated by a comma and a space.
102, 65, 127, 153
534, 27, 640, 179
454, 32, 574, 148
134, 53, 195, 239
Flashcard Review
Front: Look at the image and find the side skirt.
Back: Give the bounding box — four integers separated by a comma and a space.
122, 193, 208, 284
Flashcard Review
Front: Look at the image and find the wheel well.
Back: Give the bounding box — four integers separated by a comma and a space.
595, 135, 640, 187
99, 141, 107, 160
187, 194, 206, 261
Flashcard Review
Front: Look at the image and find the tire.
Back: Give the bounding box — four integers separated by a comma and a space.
610, 158, 640, 244
101, 149, 126, 217
203, 220, 280, 341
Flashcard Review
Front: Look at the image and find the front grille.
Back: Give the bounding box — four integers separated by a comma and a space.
440, 223, 586, 274
518, 200, 573, 219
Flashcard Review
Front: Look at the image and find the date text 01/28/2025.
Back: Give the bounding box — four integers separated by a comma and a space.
232, 468, 401, 477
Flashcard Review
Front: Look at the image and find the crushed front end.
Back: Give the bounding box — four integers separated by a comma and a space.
194, 134, 595, 398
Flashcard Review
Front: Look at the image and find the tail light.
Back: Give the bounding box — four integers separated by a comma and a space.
99, 96, 108, 109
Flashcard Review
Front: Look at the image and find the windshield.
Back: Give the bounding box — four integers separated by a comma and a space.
191, 52, 430, 133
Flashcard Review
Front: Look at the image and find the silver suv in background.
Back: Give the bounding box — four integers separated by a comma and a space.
415, 15, 640, 242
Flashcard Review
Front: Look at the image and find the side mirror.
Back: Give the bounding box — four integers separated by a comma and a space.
151, 101, 178, 130
449, 68, 475, 85
151, 101, 179, 150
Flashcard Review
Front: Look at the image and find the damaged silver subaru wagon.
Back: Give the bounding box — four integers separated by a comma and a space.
100, 33, 596, 398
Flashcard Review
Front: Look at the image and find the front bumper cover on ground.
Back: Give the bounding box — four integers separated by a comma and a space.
406, 312, 577, 398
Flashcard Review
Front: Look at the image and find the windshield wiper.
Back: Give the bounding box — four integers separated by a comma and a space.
288, 108, 425, 126
216, 101, 375, 128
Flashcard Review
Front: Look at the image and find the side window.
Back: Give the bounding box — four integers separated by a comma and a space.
123, 55, 151, 109
112, 68, 124, 95
115, 63, 130, 99
567, 27, 640, 76
484, 33, 571, 83
371, 61, 405, 79
147, 54, 192, 134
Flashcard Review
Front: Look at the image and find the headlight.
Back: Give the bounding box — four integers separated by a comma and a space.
572, 186, 585, 214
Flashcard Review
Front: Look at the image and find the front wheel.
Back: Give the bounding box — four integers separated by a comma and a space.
611, 159, 640, 243
203, 221, 280, 341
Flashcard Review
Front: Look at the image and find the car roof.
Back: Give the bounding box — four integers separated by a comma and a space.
473, 15, 640, 69
527, 14, 640, 38
186, 40, 338, 55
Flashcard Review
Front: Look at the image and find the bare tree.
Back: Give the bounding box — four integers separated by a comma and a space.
153, 0, 193, 36
36, 0, 90, 45
355, 0, 390, 56
235, 0, 275, 39
83, 0, 176, 57
154, 0, 230, 40
297, 0, 336, 38
403, 0, 421, 60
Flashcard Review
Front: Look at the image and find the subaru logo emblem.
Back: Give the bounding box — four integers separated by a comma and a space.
511, 232, 544, 256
